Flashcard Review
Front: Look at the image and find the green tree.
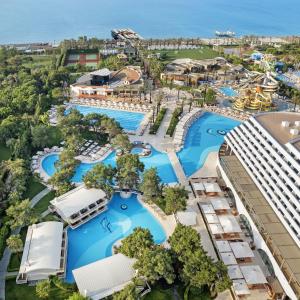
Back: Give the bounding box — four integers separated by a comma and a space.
134, 246, 175, 284
112, 133, 132, 152
101, 117, 122, 141
83, 163, 115, 198
116, 154, 144, 190
112, 283, 138, 300
6, 199, 38, 230
139, 168, 162, 202
117, 227, 154, 258
67, 292, 87, 300
163, 186, 187, 215
6, 234, 23, 254
31, 125, 54, 148
36, 279, 51, 299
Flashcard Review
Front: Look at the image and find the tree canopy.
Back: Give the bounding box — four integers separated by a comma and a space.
139, 167, 162, 202
163, 185, 188, 215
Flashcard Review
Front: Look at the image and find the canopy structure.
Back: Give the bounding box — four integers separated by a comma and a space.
227, 265, 243, 279
17, 222, 65, 283
209, 223, 224, 235
177, 211, 197, 226
90, 68, 111, 77
203, 182, 222, 194
73, 254, 136, 300
229, 242, 254, 259
205, 213, 219, 224
240, 265, 267, 285
215, 240, 231, 253
192, 182, 205, 191
210, 197, 230, 211
220, 252, 237, 265
218, 215, 242, 233
200, 204, 215, 214
232, 279, 250, 295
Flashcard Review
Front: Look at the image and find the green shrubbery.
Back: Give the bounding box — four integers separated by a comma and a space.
166, 107, 182, 136
149, 108, 167, 134
0, 225, 10, 258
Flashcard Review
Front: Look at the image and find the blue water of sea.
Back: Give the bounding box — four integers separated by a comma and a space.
0, 0, 299, 44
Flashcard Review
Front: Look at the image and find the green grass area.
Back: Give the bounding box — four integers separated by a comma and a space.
144, 287, 174, 300
6, 278, 75, 300
7, 253, 20, 272
151, 47, 219, 63
33, 191, 56, 215
0, 143, 11, 161
23, 177, 46, 200
22, 55, 55, 68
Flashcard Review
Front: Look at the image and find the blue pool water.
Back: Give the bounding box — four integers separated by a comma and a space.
66, 193, 166, 282
219, 86, 238, 97
66, 105, 145, 132
42, 146, 178, 184
177, 112, 240, 177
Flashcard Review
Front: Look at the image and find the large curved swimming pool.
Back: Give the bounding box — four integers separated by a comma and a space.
66, 105, 145, 131
66, 193, 166, 282
42, 146, 178, 184
177, 112, 240, 177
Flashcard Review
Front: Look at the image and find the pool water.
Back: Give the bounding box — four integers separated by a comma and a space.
66, 193, 166, 282
42, 146, 178, 184
177, 112, 240, 177
219, 86, 238, 97
131, 147, 144, 155
66, 104, 145, 131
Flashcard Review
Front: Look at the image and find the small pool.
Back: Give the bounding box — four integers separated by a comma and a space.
177, 112, 240, 177
219, 86, 238, 97
65, 104, 145, 131
66, 193, 166, 282
131, 147, 144, 155
42, 146, 178, 184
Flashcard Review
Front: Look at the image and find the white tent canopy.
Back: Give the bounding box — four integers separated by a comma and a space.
203, 182, 222, 193
232, 279, 250, 295
227, 265, 244, 280
200, 204, 215, 214
205, 213, 219, 224
220, 252, 237, 265
218, 215, 242, 233
210, 197, 230, 210
192, 182, 205, 191
73, 254, 136, 300
230, 242, 254, 259
240, 265, 267, 285
215, 240, 231, 253
177, 211, 197, 226
209, 223, 224, 235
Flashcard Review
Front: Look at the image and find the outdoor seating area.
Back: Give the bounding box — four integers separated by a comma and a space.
48, 105, 58, 125
70, 98, 151, 113
204, 105, 252, 121
173, 108, 202, 150
76, 140, 112, 162
190, 178, 224, 197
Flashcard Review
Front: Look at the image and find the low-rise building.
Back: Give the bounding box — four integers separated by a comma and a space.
16, 221, 67, 284
49, 185, 108, 228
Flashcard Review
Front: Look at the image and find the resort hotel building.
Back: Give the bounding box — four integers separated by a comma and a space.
49, 185, 108, 229
218, 112, 300, 299
16, 222, 67, 284
70, 66, 143, 100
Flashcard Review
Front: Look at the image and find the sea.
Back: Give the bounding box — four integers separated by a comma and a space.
0, 0, 299, 44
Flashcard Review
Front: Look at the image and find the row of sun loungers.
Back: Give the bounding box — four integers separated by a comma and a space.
71, 98, 151, 112
204, 106, 252, 121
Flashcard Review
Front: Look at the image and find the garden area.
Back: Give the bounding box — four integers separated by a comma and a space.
0, 143, 11, 161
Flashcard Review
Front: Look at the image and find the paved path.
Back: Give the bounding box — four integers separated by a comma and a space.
167, 150, 188, 185
0, 187, 51, 300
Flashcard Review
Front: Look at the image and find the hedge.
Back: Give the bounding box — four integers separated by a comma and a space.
0, 225, 10, 259
149, 108, 167, 134
166, 107, 183, 137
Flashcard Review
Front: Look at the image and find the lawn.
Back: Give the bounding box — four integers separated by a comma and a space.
6, 278, 75, 300
33, 191, 56, 215
144, 287, 174, 300
0, 143, 11, 161
23, 177, 46, 200
150, 47, 219, 63
22, 55, 55, 68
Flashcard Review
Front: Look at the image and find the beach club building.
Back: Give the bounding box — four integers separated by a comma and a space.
16, 221, 67, 284
49, 185, 108, 229
218, 112, 300, 299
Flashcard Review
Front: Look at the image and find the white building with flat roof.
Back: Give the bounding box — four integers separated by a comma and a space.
49, 185, 108, 228
218, 111, 300, 299
16, 221, 67, 284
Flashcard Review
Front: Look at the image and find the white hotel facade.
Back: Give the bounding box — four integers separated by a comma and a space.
218, 112, 300, 299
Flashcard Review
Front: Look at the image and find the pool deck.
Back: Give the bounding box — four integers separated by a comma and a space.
189, 151, 218, 179
167, 150, 188, 185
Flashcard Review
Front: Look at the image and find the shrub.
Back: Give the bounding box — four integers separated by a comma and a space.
0, 225, 10, 258
166, 107, 182, 136
149, 108, 167, 134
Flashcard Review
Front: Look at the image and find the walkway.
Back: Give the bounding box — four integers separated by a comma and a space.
167, 150, 188, 185
0, 187, 51, 300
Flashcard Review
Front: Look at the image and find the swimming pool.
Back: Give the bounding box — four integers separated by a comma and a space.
177, 112, 240, 177
42, 146, 178, 184
66, 104, 145, 131
66, 192, 166, 282
219, 86, 238, 97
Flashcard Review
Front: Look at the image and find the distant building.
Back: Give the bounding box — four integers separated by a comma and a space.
70, 66, 143, 100
49, 185, 108, 229
16, 222, 67, 284
218, 112, 300, 299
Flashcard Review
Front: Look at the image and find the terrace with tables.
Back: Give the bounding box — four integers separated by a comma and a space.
191, 177, 282, 300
